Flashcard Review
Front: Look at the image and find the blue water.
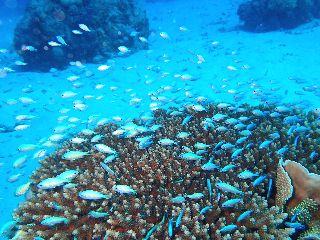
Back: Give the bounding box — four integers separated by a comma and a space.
0, 0, 320, 238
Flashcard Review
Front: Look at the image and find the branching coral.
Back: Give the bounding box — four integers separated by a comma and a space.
289, 198, 319, 224
276, 159, 293, 208
11, 103, 320, 239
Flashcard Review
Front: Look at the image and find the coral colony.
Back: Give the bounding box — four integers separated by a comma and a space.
13, 0, 149, 70
237, 0, 320, 32
7, 102, 320, 239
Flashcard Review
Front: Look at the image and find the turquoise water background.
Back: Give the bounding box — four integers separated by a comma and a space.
0, 0, 320, 237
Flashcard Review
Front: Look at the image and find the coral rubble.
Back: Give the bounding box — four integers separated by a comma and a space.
11, 103, 320, 239
237, 0, 320, 32
13, 0, 149, 70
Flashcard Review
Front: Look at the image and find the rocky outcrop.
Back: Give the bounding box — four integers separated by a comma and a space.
237, 0, 320, 32
13, 0, 149, 70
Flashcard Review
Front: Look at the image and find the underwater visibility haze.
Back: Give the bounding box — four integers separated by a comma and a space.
0, 0, 320, 239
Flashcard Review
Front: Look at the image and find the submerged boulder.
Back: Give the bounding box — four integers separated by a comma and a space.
237, 0, 320, 32
13, 0, 149, 70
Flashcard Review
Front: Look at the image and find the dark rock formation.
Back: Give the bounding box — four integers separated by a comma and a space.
237, 0, 320, 32
13, 0, 149, 70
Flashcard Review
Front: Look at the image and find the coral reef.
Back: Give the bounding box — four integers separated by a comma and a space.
13, 0, 149, 70
237, 0, 320, 32
11, 103, 320, 239
276, 159, 293, 208
298, 220, 320, 239
289, 198, 319, 224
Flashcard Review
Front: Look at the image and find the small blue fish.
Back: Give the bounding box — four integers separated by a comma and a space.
231, 148, 243, 160
283, 116, 301, 125
235, 137, 248, 145
252, 109, 265, 117
88, 211, 109, 218
139, 139, 153, 149
104, 154, 118, 163
238, 170, 258, 179
246, 123, 256, 130
216, 181, 243, 195
186, 193, 204, 200
194, 142, 211, 150
100, 162, 116, 176
269, 132, 280, 140
219, 224, 237, 234
239, 129, 252, 136
196, 150, 208, 155
234, 123, 246, 130
259, 140, 273, 149
176, 132, 191, 139
179, 153, 203, 161
201, 160, 219, 171
275, 106, 290, 113
212, 113, 227, 121
37, 177, 70, 190
310, 151, 319, 161
290, 209, 300, 222
216, 126, 228, 132
276, 147, 288, 156
267, 178, 273, 200
171, 196, 186, 204
245, 143, 254, 149
220, 164, 236, 172
0, 221, 16, 238
91, 134, 103, 143
176, 207, 185, 228
41, 216, 69, 227
137, 136, 153, 149
56, 170, 79, 181
284, 222, 305, 230
113, 185, 136, 194
294, 135, 300, 147
150, 124, 162, 131
237, 210, 253, 222
214, 141, 224, 150
56, 35, 67, 45
270, 112, 281, 118
252, 175, 266, 187
168, 218, 174, 238
221, 143, 234, 150
182, 115, 193, 125
217, 192, 221, 203
222, 198, 242, 208
225, 118, 238, 125
144, 224, 159, 240
200, 206, 213, 215
293, 126, 310, 134
79, 190, 111, 200
144, 214, 166, 240
158, 138, 176, 146
207, 179, 212, 202
287, 126, 296, 135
